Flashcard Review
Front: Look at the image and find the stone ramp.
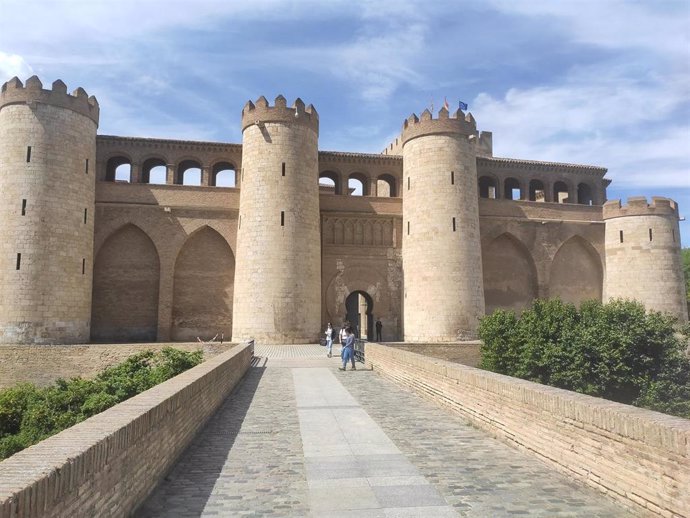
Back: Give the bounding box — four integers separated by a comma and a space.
135, 347, 635, 517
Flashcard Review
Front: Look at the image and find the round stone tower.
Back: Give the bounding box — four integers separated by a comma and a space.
0, 76, 99, 343
401, 108, 485, 341
603, 196, 688, 322
232, 95, 321, 343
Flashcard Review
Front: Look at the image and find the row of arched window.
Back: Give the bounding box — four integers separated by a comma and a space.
478, 175, 598, 205
104, 156, 402, 197
104, 156, 238, 187
104, 156, 600, 205
318, 171, 398, 197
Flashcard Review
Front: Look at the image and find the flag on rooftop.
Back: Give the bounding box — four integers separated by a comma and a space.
443, 97, 449, 111
459, 101, 468, 111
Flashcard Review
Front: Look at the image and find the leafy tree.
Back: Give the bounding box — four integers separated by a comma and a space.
479, 299, 689, 418
682, 248, 690, 316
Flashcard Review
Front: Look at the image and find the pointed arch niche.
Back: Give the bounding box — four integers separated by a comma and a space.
91, 224, 160, 342
549, 236, 602, 305
482, 233, 537, 314
171, 226, 235, 341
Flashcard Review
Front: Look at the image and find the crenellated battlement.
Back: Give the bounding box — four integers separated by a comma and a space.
241, 94, 318, 134
401, 107, 478, 146
602, 196, 679, 220
0, 76, 99, 125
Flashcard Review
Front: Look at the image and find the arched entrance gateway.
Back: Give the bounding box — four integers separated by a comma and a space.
345, 291, 374, 340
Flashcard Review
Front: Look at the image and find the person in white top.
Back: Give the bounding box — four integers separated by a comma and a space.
325, 323, 333, 358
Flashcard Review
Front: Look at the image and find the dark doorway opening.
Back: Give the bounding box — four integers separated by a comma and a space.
345, 291, 374, 340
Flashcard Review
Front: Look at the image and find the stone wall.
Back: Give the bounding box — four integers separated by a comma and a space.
0, 80, 98, 344
365, 343, 690, 518
0, 342, 235, 389
233, 98, 321, 344
604, 198, 687, 322
387, 342, 481, 367
93, 183, 238, 342
0, 342, 253, 518
402, 117, 484, 341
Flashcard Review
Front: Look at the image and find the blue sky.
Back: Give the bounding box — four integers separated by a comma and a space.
1, 0, 688, 242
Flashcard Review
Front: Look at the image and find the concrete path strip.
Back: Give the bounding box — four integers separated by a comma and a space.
293, 367, 458, 517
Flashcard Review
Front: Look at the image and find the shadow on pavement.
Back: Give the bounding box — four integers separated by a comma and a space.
134, 366, 266, 517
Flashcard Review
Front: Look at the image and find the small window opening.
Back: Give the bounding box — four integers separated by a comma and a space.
452, 217, 456, 232
649, 228, 653, 241
407, 221, 410, 235
451, 171, 455, 185
619, 230, 624, 243
85, 159, 89, 174
407, 177, 410, 190
21, 199, 26, 216
282, 163, 286, 177
281, 211, 285, 226
239, 215, 241, 229
84, 208, 87, 224
26, 146, 31, 162
16, 253, 21, 270
672, 229, 676, 243
82, 258, 86, 275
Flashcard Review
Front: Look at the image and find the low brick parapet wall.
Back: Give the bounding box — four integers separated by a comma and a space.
365, 343, 690, 518
0, 341, 254, 518
0, 342, 236, 389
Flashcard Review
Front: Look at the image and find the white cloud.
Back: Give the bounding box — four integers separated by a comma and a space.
473, 66, 690, 189
0, 52, 33, 82
330, 23, 428, 103
486, 0, 689, 62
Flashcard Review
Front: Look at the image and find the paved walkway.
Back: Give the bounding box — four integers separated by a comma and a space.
135, 344, 635, 517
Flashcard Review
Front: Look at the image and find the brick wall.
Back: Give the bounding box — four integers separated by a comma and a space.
0, 341, 253, 518
365, 343, 690, 518
0, 342, 235, 389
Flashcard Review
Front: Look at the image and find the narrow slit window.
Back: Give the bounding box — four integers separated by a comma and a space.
282, 163, 286, 177
451, 171, 455, 185
672, 229, 676, 243
407, 177, 410, 190
85, 159, 89, 174
26, 146, 31, 162
16, 253, 21, 270
239, 215, 241, 229
407, 221, 410, 235
452, 217, 456, 232
84, 208, 87, 224
619, 230, 624, 243
21, 199, 26, 216
82, 258, 86, 275
281, 211, 285, 226
649, 228, 653, 241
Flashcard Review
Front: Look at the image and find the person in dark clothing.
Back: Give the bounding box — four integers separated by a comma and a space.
375, 318, 382, 342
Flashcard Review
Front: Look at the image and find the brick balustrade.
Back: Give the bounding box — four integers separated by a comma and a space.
365, 343, 690, 518
0, 342, 253, 518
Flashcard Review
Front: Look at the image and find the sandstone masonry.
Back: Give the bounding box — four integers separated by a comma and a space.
0, 76, 686, 345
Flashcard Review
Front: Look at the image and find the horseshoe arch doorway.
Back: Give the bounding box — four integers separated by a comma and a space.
345, 290, 374, 341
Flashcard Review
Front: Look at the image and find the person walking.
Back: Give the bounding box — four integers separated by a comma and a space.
375, 318, 382, 342
325, 323, 334, 358
339, 327, 356, 371
339, 322, 348, 346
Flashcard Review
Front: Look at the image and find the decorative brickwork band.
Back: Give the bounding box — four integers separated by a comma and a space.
0, 76, 100, 126
602, 196, 679, 220
241, 95, 318, 134
401, 107, 477, 146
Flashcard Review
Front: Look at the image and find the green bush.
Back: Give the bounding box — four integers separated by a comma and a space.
479, 299, 690, 418
0, 347, 203, 460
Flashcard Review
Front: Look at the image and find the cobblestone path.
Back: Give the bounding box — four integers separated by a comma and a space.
136, 345, 635, 517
